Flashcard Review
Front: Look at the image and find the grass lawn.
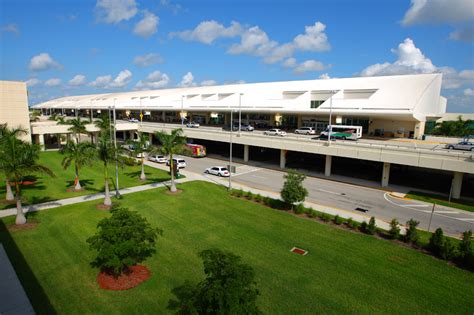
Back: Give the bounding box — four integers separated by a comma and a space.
406, 190, 474, 213
0, 151, 170, 210
1, 181, 473, 314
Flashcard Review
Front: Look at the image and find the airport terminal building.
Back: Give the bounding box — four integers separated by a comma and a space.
32, 73, 446, 139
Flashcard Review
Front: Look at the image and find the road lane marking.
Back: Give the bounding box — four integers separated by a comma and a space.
458, 218, 474, 222
420, 210, 460, 214
316, 188, 344, 196
383, 193, 430, 208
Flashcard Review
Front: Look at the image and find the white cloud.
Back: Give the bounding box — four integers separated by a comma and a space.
25, 78, 41, 87
44, 78, 62, 87
28, 53, 62, 71
464, 88, 474, 96
179, 72, 196, 87
319, 73, 331, 79
135, 70, 170, 90
293, 21, 330, 52
402, 0, 474, 25
159, 0, 182, 14
133, 10, 159, 38
459, 70, 474, 80
1, 24, 20, 36
283, 57, 296, 68
449, 26, 474, 42
228, 26, 277, 57
293, 60, 326, 74
69, 74, 87, 86
133, 53, 164, 67
90, 69, 132, 88
95, 0, 137, 24
200, 80, 217, 86
171, 20, 242, 44
360, 38, 436, 76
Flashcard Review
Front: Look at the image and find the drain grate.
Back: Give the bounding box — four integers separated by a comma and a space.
291, 247, 308, 256
355, 207, 369, 213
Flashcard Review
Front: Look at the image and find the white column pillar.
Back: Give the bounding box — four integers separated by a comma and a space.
244, 145, 249, 163
452, 172, 463, 199
382, 162, 390, 187
414, 121, 426, 139
162, 111, 166, 122
148, 133, 153, 145
123, 131, 127, 141
38, 134, 45, 150
325, 155, 332, 177
280, 149, 286, 169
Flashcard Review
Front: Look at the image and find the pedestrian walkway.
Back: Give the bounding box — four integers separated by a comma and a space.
0, 244, 35, 315
0, 175, 199, 219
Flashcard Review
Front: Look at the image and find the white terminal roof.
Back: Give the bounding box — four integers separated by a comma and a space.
32, 73, 446, 122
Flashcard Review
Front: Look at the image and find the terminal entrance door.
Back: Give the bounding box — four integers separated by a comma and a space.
343, 117, 369, 134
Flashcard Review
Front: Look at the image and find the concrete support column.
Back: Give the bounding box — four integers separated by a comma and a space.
244, 145, 249, 163
280, 149, 286, 169
38, 134, 45, 150
123, 131, 127, 141
382, 162, 390, 187
452, 172, 464, 199
414, 121, 426, 139
148, 133, 153, 145
129, 130, 135, 140
297, 115, 303, 128
325, 155, 332, 177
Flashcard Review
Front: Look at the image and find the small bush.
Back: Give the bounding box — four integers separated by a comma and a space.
253, 194, 263, 203
404, 219, 420, 245
346, 218, 354, 228
459, 230, 473, 259
389, 218, 400, 239
123, 156, 138, 166
246, 191, 254, 199
236, 189, 244, 197
319, 213, 332, 222
333, 215, 344, 225
428, 228, 445, 257
366, 217, 377, 235
440, 239, 458, 260
360, 221, 368, 233
294, 203, 305, 214
307, 209, 318, 218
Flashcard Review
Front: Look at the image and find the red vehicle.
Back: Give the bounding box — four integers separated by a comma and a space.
185, 143, 206, 157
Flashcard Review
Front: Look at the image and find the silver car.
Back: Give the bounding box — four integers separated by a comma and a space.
445, 141, 474, 151
263, 129, 287, 136
295, 127, 316, 135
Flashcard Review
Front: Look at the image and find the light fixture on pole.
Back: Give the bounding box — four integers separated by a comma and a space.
328, 90, 334, 146
228, 109, 235, 191
427, 203, 436, 232
181, 95, 185, 126
113, 98, 120, 198
238, 93, 243, 137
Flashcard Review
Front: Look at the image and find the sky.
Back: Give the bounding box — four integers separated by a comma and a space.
0, 0, 473, 112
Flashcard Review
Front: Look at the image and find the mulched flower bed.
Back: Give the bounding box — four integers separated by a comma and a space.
7, 222, 38, 232
66, 187, 85, 192
97, 265, 151, 290
165, 189, 183, 195
9, 181, 36, 186
96, 203, 112, 210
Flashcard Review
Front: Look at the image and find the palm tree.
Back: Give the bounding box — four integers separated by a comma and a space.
0, 124, 28, 201
96, 132, 119, 206
0, 132, 55, 224
65, 117, 88, 143
127, 132, 153, 181
29, 110, 41, 122
60, 140, 96, 191
154, 129, 187, 193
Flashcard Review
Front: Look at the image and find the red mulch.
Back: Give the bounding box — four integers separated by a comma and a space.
97, 265, 151, 290
66, 187, 85, 192
7, 222, 38, 232
291, 247, 308, 255
96, 203, 112, 210
10, 181, 36, 186
165, 189, 183, 195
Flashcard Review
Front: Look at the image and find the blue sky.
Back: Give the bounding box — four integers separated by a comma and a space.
1, 0, 473, 112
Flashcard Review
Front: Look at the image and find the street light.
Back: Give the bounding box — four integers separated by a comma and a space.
228, 109, 237, 191
328, 90, 335, 146
181, 95, 185, 126
238, 93, 243, 137
113, 98, 120, 198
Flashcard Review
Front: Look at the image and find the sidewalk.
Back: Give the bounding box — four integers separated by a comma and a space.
0, 175, 199, 219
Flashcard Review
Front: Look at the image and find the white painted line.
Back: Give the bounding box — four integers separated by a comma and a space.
317, 188, 342, 196
383, 193, 430, 208
232, 168, 261, 177
458, 218, 474, 222
420, 210, 459, 214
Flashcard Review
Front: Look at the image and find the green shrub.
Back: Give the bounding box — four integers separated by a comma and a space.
294, 203, 305, 214
440, 239, 458, 260
367, 217, 377, 235
428, 228, 445, 257
319, 213, 332, 222
360, 221, 368, 233
123, 156, 138, 166
307, 209, 317, 218
346, 218, 354, 228
280, 169, 308, 209
389, 218, 400, 239
253, 194, 263, 203
246, 191, 254, 199
236, 189, 244, 197
459, 230, 473, 259
333, 215, 344, 225
404, 219, 420, 245
86, 205, 163, 275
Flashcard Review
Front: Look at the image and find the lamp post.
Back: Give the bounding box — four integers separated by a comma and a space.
113, 98, 120, 198
427, 203, 436, 232
181, 95, 185, 126
228, 109, 235, 191
328, 90, 334, 146
238, 93, 243, 137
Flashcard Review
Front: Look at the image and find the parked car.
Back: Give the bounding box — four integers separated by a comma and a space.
166, 158, 187, 169
263, 129, 287, 136
129, 118, 139, 123
186, 121, 200, 128
204, 166, 230, 177
294, 127, 316, 135
148, 154, 167, 163
222, 124, 239, 131
136, 152, 146, 158
445, 141, 474, 151
240, 124, 254, 131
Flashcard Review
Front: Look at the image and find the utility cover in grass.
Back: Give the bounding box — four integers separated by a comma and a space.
291, 247, 308, 256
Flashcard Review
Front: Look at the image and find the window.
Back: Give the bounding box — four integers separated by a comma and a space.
310, 100, 324, 109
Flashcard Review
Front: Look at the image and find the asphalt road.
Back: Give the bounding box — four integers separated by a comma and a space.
170, 154, 474, 236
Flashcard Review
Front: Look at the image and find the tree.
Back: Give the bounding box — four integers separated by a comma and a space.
431, 116, 474, 137
64, 117, 88, 143
459, 230, 473, 269
280, 169, 308, 209
404, 219, 420, 245
428, 228, 445, 257
60, 140, 96, 191
29, 110, 41, 122
154, 129, 187, 193
0, 131, 55, 224
86, 205, 162, 275
96, 132, 118, 206
127, 132, 153, 181
168, 248, 261, 314
388, 218, 400, 239
366, 216, 377, 235
0, 124, 28, 201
